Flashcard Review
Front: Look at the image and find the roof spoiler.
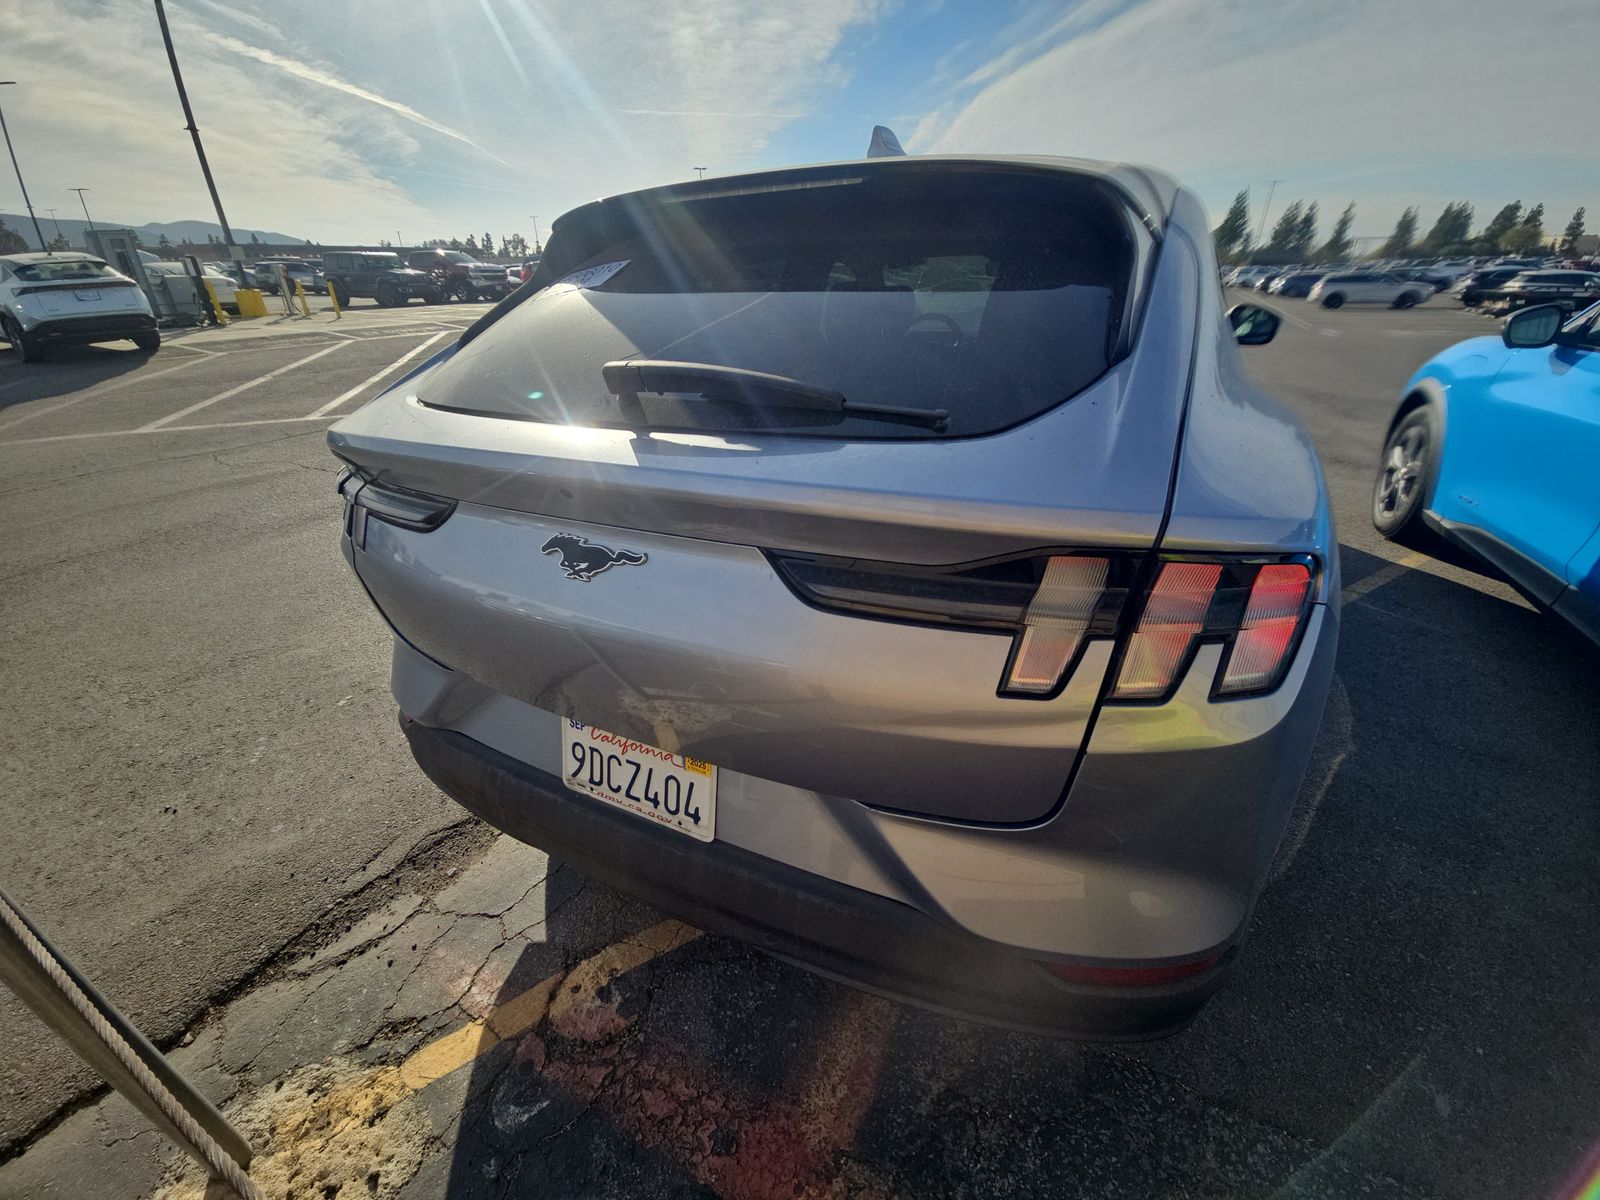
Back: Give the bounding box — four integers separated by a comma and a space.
866, 126, 905, 158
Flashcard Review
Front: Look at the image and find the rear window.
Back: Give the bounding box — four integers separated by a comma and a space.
422, 165, 1145, 439
11, 258, 121, 283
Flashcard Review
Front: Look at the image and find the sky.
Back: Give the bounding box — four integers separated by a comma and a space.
2, 0, 1595, 249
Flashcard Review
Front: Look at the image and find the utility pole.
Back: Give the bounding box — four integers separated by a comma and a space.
0, 82, 47, 252
694, 166, 708, 180
70, 187, 96, 230
1254, 179, 1283, 252
152, 0, 242, 279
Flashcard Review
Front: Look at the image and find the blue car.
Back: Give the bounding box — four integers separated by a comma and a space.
1373, 302, 1600, 644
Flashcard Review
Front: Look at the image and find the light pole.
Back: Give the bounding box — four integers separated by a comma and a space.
70, 187, 95, 231
1254, 179, 1283, 253
694, 166, 707, 180
152, 0, 242, 278
0, 82, 47, 252
528, 216, 540, 254
45, 208, 62, 243
395, 230, 402, 248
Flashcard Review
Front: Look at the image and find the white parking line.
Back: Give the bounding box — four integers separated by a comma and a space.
139, 341, 349, 431
306, 330, 449, 419
0, 357, 207, 434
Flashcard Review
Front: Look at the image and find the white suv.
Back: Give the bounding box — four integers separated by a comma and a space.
0, 252, 158, 362
1307, 271, 1428, 309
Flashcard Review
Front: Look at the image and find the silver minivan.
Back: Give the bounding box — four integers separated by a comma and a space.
330, 154, 1338, 1038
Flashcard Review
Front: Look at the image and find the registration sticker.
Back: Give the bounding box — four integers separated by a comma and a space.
561, 720, 716, 842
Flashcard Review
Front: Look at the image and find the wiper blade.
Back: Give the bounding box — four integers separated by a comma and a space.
601, 359, 947, 431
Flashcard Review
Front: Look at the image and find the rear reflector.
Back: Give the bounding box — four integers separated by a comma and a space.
1003, 556, 1109, 694
1111, 562, 1221, 700
1044, 953, 1221, 988
1218, 563, 1313, 694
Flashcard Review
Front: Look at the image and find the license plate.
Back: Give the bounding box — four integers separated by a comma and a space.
74, 289, 101, 301
561, 720, 716, 842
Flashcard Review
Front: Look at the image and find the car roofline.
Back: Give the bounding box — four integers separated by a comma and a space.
550, 154, 1179, 243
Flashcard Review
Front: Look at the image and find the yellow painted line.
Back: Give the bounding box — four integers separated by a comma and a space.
1341, 550, 1432, 605
395, 918, 701, 1094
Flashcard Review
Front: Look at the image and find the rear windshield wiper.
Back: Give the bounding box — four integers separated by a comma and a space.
601, 360, 948, 431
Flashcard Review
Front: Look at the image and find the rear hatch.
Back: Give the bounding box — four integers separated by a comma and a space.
332, 158, 1195, 824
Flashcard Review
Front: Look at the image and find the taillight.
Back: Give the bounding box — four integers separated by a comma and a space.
769, 550, 1315, 703
1110, 562, 1220, 700
1111, 558, 1316, 703
769, 551, 1134, 698
1217, 563, 1313, 694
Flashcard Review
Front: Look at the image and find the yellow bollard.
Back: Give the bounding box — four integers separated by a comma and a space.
294, 280, 312, 318
234, 289, 268, 318
326, 282, 342, 319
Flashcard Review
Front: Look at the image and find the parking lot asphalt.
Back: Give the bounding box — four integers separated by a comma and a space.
1, 291, 1597, 1200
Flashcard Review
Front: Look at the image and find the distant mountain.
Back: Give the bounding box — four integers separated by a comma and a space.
0, 213, 304, 249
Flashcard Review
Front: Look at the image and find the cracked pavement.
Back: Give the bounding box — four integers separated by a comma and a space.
3, 300, 1600, 1198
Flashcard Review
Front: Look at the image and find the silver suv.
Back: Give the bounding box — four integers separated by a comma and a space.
330, 154, 1339, 1038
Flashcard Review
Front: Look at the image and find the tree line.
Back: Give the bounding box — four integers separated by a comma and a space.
382, 232, 536, 258
1214, 189, 1588, 264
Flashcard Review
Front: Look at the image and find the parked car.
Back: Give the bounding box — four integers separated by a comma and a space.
1452, 267, 1526, 306
1392, 268, 1452, 292
321, 251, 441, 308
0, 252, 159, 361
1307, 272, 1428, 309
1484, 270, 1600, 312
328, 153, 1338, 1039
403, 248, 514, 302
519, 256, 540, 283
1226, 265, 1275, 288
142, 261, 240, 312
1255, 268, 1293, 292
252, 259, 325, 295
1268, 271, 1325, 298
1372, 301, 1600, 646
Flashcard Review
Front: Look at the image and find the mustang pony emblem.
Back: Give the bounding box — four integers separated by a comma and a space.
541, 533, 647, 581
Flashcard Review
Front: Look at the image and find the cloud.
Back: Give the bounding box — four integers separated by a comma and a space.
199, 32, 510, 166
921, 0, 1598, 233
0, 0, 439, 242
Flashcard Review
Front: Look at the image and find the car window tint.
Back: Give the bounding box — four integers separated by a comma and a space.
11, 259, 121, 283
422, 165, 1144, 439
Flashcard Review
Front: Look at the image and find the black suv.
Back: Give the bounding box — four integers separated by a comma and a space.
321, 251, 441, 308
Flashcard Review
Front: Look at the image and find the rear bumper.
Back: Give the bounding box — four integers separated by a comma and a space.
23, 313, 156, 344
401, 714, 1229, 1040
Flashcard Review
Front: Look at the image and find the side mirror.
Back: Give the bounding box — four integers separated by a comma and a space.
1502, 303, 1563, 349
1227, 303, 1281, 347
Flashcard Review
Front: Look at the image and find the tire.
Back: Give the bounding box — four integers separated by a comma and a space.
328, 281, 348, 309
1392, 292, 1420, 309
1321, 292, 1346, 309
131, 331, 160, 353
452, 279, 475, 302
1461, 291, 1482, 307
375, 287, 398, 308
3, 316, 41, 363
422, 289, 442, 305
1372, 404, 1441, 547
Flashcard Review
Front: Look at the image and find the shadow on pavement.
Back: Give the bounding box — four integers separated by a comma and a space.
428, 543, 1600, 1199
0, 343, 157, 415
